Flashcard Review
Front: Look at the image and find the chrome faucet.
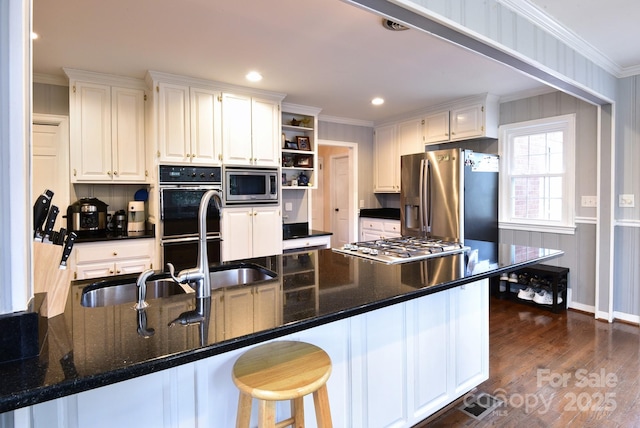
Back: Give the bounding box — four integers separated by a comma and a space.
167, 189, 222, 299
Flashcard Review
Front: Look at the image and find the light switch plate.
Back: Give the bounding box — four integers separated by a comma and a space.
619, 194, 635, 208
581, 196, 597, 207
284, 202, 293, 211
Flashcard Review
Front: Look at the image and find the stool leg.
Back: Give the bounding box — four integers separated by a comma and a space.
312, 385, 333, 428
258, 400, 276, 427
236, 392, 253, 428
292, 397, 304, 427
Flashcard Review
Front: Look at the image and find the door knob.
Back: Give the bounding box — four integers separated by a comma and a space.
335, 208, 339, 212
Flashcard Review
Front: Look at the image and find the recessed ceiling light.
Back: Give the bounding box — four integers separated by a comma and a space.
31, 32, 39, 40
246, 71, 262, 82
371, 97, 384, 106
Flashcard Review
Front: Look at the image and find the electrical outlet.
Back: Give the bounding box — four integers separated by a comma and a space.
619, 194, 635, 208
359, 199, 365, 208
581, 196, 597, 207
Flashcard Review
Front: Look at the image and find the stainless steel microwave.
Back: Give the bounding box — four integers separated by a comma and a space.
223, 166, 279, 205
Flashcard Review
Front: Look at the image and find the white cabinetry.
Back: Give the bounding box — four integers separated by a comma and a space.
360, 217, 401, 240
65, 69, 147, 183
155, 81, 222, 164
221, 93, 281, 166
221, 206, 282, 261
71, 239, 155, 280
223, 280, 281, 339
424, 94, 499, 145
26, 279, 488, 428
374, 118, 424, 193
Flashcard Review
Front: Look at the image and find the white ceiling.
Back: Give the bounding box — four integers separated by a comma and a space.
32, 0, 635, 123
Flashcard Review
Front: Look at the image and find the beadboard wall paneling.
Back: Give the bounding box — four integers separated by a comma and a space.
386, 0, 617, 101
33, 83, 69, 116
498, 91, 598, 309
318, 120, 376, 209
613, 227, 640, 316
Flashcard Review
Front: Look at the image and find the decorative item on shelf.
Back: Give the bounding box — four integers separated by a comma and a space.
294, 154, 312, 167
282, 133, 286, 147
284, 140, 298, 150
282, 173, 287, 185
298, 171, 309, 186
296, 136, 311, 151
300, 117, 312, 127
282, 153, 295, 167
289, 118, 300, 126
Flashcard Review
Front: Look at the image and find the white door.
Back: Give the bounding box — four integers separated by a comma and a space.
331, 155, 350, 248
32, 116, 70, 231
311, 156, 324, 230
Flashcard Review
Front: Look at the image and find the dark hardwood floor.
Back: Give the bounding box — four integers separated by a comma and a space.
416, 297, 640, 427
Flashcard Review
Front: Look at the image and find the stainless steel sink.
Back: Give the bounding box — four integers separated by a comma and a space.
210, 263, 277, 289
79, 263, 277, 307
81, 278, 186, 308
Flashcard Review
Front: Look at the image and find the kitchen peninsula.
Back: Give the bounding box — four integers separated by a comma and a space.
1, 241, 562, 427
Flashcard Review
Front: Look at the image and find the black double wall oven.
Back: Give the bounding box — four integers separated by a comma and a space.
159, 165, 222, 271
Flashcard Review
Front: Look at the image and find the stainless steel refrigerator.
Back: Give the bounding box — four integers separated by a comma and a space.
400, 148, 499, 243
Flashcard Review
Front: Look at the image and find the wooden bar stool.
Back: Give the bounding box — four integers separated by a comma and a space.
232, 340, 333, 428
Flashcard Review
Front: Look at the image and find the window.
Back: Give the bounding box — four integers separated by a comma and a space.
499, 114, 575, 234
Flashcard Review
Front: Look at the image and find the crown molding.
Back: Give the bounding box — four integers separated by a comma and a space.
497, 0, 626, 78
318, 115, 374, 128
33, 73, 68, 86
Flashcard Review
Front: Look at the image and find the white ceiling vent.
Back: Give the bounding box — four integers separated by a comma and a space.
382, 18, 409, 31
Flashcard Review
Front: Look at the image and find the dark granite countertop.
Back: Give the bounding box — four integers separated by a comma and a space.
359, 208, 401, 220
0, 240, 562, 412
282, 222, 332, 240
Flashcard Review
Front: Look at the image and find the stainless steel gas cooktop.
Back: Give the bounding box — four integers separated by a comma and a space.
332, 236, 469, 264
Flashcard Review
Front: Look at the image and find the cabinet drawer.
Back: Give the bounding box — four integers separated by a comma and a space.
74, 239, 154, 263
361, 218, 384, 231
383, 221, 400, 236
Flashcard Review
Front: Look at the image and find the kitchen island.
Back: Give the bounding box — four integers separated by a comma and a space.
1, 241, 562, 427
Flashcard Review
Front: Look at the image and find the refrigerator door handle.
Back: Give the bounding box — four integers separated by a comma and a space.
426, 160, 433, 234
419, 159, 426, 233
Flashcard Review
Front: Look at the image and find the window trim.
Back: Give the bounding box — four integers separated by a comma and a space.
498, 114, 576, 235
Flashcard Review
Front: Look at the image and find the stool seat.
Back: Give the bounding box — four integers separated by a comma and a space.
232, 341, 333, 427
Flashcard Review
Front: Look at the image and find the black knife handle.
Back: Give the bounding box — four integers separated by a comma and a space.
33, 189, 54, 236
59, 231, 77, 269
42, 205, 59, 241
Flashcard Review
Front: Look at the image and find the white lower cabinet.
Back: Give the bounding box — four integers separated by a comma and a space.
25, 279, 488, 428
72, 239, 155, 280
360, 217, 401, 241
221, 206, 282, 261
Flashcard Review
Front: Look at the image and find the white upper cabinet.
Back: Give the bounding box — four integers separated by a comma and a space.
221, 93, 281, 166
66, 69, 147, 183
156, 81, 222, 165
423, 110, 450, 144
450, 102, 486, 141
373, 123, 398, 193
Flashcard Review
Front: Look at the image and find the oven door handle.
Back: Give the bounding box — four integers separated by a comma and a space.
162, 234, 221, 245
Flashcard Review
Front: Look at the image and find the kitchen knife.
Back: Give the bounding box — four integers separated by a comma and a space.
50, 227, 67, 246
59, 231, 77, 269
33, 189, 54, 238
41, 205, 59, 242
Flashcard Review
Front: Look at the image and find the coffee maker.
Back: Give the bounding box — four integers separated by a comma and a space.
127, 201, 145, 233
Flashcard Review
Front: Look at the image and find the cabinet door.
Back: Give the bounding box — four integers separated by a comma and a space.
111, 86, 146, 181
223, 286, 254, 339
71, 81, 112, 181
397, 118, 424, 157
373, 124, 398, 193
190, 87, 222, 165
221, 207, 254, 262
75, 261, 115, 280
251, 98, 280, 166
158, 82, 191, 163
253, 281, 281, 332
424, 110, 450, 144
451, 279, 489, 395
116, 258, 152, 276
221, 93, 253, 165
252, 206, 282, 258
450, 103, 484, 141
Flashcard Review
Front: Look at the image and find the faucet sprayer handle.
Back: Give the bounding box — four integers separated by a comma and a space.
167, 263, 180, 283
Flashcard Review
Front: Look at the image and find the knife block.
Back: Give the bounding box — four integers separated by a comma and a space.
33, 242, 73, 318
